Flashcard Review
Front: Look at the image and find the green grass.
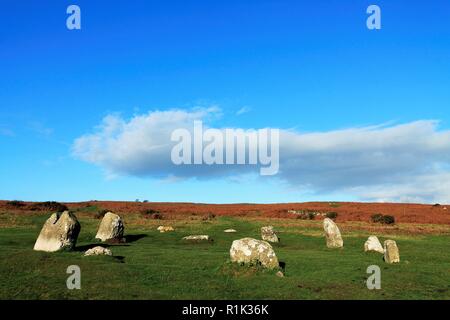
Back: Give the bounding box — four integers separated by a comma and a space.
0, 213, 449, 300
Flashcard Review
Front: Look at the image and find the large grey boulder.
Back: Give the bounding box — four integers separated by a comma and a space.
261, 226, 279, 243
323, 218, 343, 248
230, 237, 279, 269
95, 212, 124, 242
384, 240, 400, 263
364, 236, 384, 254
34, 211, 81, 252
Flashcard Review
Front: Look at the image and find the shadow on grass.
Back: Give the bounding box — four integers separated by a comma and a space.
74, 234, 147, 251
74, 243, 110, 252
124, 234, 147, 243
114, 255, 125, 263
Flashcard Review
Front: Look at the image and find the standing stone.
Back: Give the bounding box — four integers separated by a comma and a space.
261, 226, 279, 243
34, 211, 81, 252
95, 212, 124, 242
384, 240, 400, 263
323, 218, 343, 248
364, 236, 384, 253
230, 237, 279, 269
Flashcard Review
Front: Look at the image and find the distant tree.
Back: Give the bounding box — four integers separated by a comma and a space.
371, 214, 384, 223
371, 213, 395, 225
326, 212, 338, 220
381, 215, 395, 225
141, 209, 164, 219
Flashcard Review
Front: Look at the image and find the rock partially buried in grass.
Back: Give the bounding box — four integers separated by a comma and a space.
323, 218, 343, 248
384, 240, 400, 263
230, 237, 279, 269
224, 229, 237, 233
157, 226, 174, 233
34, 211, 81, 252
84, 246, 112, 256
276, 271, 284, 278
183, 235, 211, 241
95, 212, 124, 242
261, 226, 279, 243
364, 236, 384, 254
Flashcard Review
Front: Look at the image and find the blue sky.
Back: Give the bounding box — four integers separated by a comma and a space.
1, 0, 450, 203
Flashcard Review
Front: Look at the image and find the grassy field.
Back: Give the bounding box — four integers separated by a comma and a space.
0, 210, 450, 300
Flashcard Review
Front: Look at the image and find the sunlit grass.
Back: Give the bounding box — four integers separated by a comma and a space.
0, 210, 449, 299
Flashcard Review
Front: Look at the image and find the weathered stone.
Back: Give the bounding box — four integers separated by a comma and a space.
183, 235, 210, 241
261, 226, 279, 243
84, 246, 112, 256
224, 229, 237, 233
157, 226, 174, 233
229, 237, 279, 269
276, 271, 284, 278
384, 240, 400, 263
34, 211, 80, 252
364, 236, 384, 254
95, 212, 124, 242
323, 218, 343, 248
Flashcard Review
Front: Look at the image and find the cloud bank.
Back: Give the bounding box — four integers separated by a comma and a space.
73, 108, 450, 203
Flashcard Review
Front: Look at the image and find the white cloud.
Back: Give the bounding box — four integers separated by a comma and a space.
236, 106, 251, 116
73, 108, 450, 203
73, 107, 223, 178
348, 172, 450, 204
